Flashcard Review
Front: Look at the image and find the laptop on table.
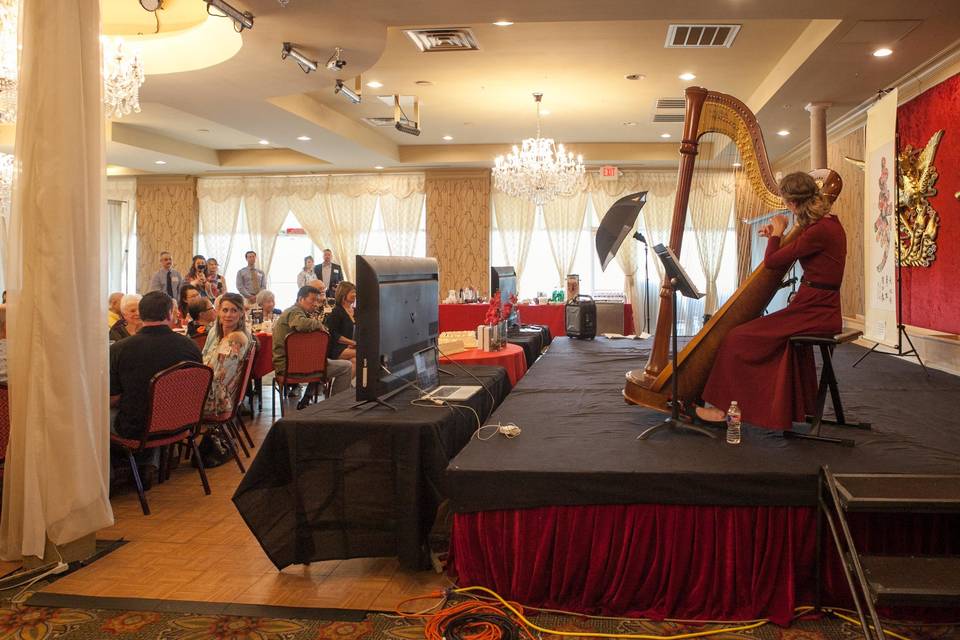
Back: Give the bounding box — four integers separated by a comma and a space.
413, 347, 481, 402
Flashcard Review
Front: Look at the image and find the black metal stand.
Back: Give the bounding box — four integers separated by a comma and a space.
351, 379, 414, 412
634, 231, 651, 334
638, 279, 717, 440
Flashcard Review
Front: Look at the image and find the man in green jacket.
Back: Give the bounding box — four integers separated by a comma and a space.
273, 285, 352, 404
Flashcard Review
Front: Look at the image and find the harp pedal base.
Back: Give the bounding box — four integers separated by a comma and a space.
637, 416, 718, 440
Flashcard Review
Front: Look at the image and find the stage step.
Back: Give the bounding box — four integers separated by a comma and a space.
834, 474, 960, 512
858, 555, 960, 607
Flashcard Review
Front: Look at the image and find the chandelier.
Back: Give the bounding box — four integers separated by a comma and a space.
0, 153, 12, 220
0, 0, 17, 123
102, 37, 145, 118
493, 93, 584, 206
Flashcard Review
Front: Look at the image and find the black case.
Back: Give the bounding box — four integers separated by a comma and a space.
565, 294, 597, 339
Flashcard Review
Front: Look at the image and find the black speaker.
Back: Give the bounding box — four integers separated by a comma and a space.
565, 295, 596, 339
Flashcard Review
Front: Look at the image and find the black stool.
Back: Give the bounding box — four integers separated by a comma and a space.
783, 330, 871, 446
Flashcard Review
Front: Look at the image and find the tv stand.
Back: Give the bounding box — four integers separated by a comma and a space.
351, 379, 415, 412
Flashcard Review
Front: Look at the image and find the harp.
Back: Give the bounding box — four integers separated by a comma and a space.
623, 86, 842, 413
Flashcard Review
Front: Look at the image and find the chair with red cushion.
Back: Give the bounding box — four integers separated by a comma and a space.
192, 333, 208, 352
110, 361, 213, 515
271, 330, 331, 418
0, 383, 8, 479
201, 345, 257, 470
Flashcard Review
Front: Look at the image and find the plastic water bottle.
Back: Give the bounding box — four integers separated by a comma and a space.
726, 401, 742, 445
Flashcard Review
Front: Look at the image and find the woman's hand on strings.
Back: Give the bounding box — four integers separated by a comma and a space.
759, 214, 789, 238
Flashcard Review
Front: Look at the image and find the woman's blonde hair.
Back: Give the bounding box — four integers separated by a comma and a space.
779, 172, 832, 228
335, 280, 356, 307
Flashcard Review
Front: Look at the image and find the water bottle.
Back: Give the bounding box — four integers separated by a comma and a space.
726, 401, 742, 445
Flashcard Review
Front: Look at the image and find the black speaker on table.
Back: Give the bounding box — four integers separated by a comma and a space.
565, 295, 596, 339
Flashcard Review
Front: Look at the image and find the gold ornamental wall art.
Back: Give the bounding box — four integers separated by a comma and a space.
897, 129, 944, 267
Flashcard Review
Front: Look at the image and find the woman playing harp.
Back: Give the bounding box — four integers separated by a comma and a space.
696, 171, 846, 428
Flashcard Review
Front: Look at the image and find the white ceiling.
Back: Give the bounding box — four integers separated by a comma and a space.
99, 0, 960, 175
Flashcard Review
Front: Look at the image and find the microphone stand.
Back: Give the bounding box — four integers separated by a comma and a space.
633, 231, 650, 334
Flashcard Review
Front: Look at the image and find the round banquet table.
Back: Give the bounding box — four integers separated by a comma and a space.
440, 343, 527, 387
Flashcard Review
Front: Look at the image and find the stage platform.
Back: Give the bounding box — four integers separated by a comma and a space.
446, 337, 960, 622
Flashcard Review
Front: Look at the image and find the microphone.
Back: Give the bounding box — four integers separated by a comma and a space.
633, 231, 647, 244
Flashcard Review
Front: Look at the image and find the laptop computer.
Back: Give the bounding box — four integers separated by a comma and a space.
414, 347, 481, 402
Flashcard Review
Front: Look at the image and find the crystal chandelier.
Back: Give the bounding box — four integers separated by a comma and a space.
493, 93, 584, 206
0, 152, 13, 220
102, 37, 145, 118
0, 0, 17, 123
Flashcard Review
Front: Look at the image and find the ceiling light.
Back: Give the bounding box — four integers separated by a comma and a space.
679, 72, 696, 81
366, 80, 383, 88
777, 129, 790, 136
493, 20, 514, 26
622, 121, 638, 126
204, 0, 254, 32
540, 109, 551, 116
335, 78, 362, 104
624, 73, 646, 81
493, 92, 584, 206
102, 38, 145, 118
326, 47, 346, 71
154, 160, 167, 165
281, 42, 318, 73
140, 0, 162, 11
197, 128, 210, 133
415, 80, 434, 86
297, 135, 311, 141
660, 133, 672, 138
873, 47, 893, 57
374, 165, 384, 170
442, 135, 453, 141
732, 162, 742, 168
258, 139, 270, 145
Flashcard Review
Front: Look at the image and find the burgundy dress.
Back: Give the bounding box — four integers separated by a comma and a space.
702, 215, 846, 429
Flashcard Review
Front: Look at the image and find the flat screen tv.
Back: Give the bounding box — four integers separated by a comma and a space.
490, 265, 518, 327
355, 255, 440, 404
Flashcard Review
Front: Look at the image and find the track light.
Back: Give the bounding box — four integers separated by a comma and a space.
326, 47, 346, 71
204, 0, 254, 31
282, 42, 318, 73
334, 78, 362, 104
394, 95, 421, 136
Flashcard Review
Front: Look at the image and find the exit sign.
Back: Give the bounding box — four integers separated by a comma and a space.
600, 165, 619, 180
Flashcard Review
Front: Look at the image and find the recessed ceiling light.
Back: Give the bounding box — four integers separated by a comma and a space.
154, 160, 167, 165
624, 73, 646, 81
493, 20, 513, 26
660, 133, 672, 138
196, 128, 210, 133
777, 129, 790, 136
415, 80, 434, 86
374, 165, 384, 170
679, 72, 696, 81
366, 80, 383, 88
873, 47, 893, 57
732, 162, 742, 168
297, 135, 311, 141
541, 109, 551, 116
442, 135, 453, 141
258, 139, 270, 145
622, 121, 638, 126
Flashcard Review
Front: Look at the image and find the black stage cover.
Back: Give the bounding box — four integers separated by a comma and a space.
447, 338, 960, 513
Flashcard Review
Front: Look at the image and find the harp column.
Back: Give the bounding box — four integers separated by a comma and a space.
805, 102, 831, 170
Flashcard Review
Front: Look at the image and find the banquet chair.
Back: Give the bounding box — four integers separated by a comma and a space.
201, 345, 256, 471
271, 330, 331, 418
110, 362, 213, 516
192, 333, 208, 351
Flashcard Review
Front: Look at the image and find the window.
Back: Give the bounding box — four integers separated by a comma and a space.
365, 199, 427, 258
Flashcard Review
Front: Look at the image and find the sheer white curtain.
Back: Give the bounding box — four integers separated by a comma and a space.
380, 192, 424, 257
242, 179, 290, 274
287, 193, 336, 261
105, 177, 136, 292
491, 191, 536, 281
327, 193, 377, 281
541, 192, 589, 284
689, 170, 735, 314
197, 177, 242, 268
1, 0, 114, 560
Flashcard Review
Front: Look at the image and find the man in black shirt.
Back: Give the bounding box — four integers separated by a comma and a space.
110, 291, 202, 478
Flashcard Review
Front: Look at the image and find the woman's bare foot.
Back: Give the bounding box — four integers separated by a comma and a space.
695, 406, 726, 423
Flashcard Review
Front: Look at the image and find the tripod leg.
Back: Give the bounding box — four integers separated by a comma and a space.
900, 328, 929, 377
851, 341, 879, 368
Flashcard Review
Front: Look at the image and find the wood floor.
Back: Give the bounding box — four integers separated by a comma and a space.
39, 391, 451, 611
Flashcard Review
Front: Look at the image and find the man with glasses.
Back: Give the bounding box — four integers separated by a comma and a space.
147, 251, 182, 297
186, 298, 216, 338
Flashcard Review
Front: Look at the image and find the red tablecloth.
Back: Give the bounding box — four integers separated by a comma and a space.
251, 333, 274, 378
440, 343, 527, 387
439, 303, 634, 336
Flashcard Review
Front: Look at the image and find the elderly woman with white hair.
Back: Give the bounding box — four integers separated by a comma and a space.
109, 293, 143, 342
255, 289, 280, 319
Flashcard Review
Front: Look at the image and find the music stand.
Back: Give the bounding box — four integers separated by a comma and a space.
637, 244, 717, 440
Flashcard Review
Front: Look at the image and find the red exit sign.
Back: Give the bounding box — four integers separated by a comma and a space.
600, 165, 619, 180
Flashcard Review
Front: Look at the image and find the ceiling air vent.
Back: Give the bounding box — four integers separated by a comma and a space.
665, 24, 740, 48
652, 114, 685, 123
655, 97, 685, 110
404, 28, 480, 52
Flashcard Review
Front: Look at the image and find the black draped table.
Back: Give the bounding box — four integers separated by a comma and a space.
507, 325, 552, 369
233, 366, 510, 571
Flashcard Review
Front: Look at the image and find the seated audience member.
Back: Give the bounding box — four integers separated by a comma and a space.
255, 289, 281, 318
178, 284, 203, 326
0, 306, 7, 384
201, 292, 255, 415
187, 298, 216, 338
326, 281, 357, 376
109, 291, 202, 480
305, 279, 327, 318
108, 292, 123, 327
109, 294, 143, 342
273, 285, 352, 403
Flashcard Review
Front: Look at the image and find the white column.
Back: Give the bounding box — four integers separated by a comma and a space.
805, 102, 831, 170
1, 0, 113, 560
